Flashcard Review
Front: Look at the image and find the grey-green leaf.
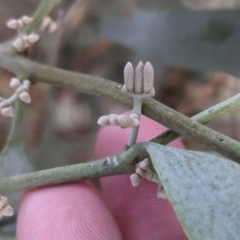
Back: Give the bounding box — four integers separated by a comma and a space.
145, 142, 240, 240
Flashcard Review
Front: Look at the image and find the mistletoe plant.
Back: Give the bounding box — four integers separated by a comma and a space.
0, 1, 240, 239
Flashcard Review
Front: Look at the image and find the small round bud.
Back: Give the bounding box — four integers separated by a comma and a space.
22, 16, 33, 25
117, 115, 135, 128
0, 101, 10, 109
17, 19, 24, 29
6, 19, 18, 29
22, 35, 31, 47
109, 114, 119, 126
40, 16, 52, 31
2, 205, 14, 216
10, 78, 21, 89
49, 22, 58, 33
1, 107, 14, 117
27, 34, 39, 44
19, 92, 31, 103
136, 167, 146, 178
139, 158, 149, 170
130, 174, 142, 187
13, 38, 25, 52
97, 115, 110, 126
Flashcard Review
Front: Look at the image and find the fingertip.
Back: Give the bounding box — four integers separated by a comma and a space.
17, 182, 122, 240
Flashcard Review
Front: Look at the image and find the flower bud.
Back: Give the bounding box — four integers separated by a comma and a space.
109, 114, 119, 126
19, 92, 31, 103
135, 61, 144, 94
27, 34, 39, 44
13, 38, 25, 52
6, 19, 18, 29
123, 62, 134, 93
1, 107, 14, 117
117, 115, 135, 128
97, 115, 110, 126
2, 205, 14, 216
10, 78, 21, 89
22, 16, 32, 25
130, 174, 142, 187
143, 62, 154, 94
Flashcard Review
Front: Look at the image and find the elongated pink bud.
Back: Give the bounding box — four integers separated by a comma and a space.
143, 62, 154, 94
135, 61, 144, 94
123, 62, 134, 92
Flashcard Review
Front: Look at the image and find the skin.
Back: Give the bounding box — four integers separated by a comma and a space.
17, 114, 188, 240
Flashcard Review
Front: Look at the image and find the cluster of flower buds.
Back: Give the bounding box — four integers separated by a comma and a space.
12, 34, 39, 52
7, 16, 32, 30
0, 194, 13, 220
130, 158, 167, 198
122, 61, 155, 97
40, 16, 58, 33
0, 79, 31, 117
6, 15, 39, 52
10, 78, 31, 103
97, 113, 139, 128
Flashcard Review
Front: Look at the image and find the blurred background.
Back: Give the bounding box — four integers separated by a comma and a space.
1, 0, 240, 237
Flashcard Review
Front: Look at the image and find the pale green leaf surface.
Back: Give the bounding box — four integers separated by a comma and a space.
145, 143, 240, 240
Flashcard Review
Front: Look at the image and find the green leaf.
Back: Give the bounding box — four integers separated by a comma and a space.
145, 142, 240, 240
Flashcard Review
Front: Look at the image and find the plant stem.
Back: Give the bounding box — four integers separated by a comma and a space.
152, 92, 240, 145
26, 0, 63, 34
128, 97, 142, 147
1, 48, 240, 161
0, 144, 145, 195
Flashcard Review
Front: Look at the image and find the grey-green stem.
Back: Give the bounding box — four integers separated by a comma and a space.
152, 92, 240, 145
128, 97, 143, 147
0, 47, 240, 161
0, 143, 146, 194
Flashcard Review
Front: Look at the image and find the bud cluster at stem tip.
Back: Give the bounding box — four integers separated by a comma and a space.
130, 158, 166, 198
6, 15, 39, 52
98, 113, 139, 128
0, 194, 13, 220
7, 16, 32, 30
12, 34, 39, 52
0, 78, 31, 117
122, 61, 155, 97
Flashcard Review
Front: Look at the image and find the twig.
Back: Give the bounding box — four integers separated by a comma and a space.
26, 0, 63, 34
0, 144, 145, 195
152, 92, 240, 145
128, 97, 142, 147
0, 51, 240, 161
